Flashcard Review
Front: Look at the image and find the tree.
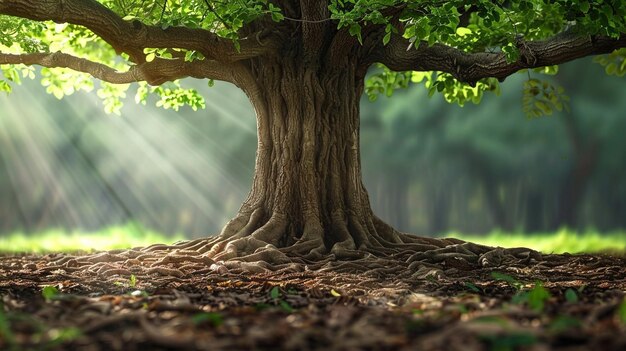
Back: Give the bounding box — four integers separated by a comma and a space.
1, 0, 625, 272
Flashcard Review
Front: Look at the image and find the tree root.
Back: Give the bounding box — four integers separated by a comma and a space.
40, 218, 548, 289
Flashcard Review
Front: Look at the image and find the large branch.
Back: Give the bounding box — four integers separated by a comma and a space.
0, 0, 278, 64
371, 30, 626, 86
0, 51, 235, 85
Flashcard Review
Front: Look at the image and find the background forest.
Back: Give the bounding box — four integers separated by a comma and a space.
1, 57, 625, 241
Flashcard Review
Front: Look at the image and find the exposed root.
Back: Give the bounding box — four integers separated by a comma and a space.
40, 215, 549, 289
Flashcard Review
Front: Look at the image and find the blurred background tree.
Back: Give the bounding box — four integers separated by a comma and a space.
1, 57, 625, 239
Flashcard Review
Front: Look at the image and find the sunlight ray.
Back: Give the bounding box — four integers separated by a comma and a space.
0, 99, 82, 230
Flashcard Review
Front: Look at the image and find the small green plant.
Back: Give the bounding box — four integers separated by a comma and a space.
526, 282, 551, 312
491, 272, 523, 291
618, 299, 626, 325
491, 274, 551, 312
268, 286, 294, 313
41, 286, 59, 302
0, 304, 16, 349
129, 274, 137, 288
510, 281, 552, 312
564, 288, 578, 303
269, 286, 280, 299
464, 282, 482, 293
191, 312, 223, 327
549, 315, 581, 333
46, 327, 82, 348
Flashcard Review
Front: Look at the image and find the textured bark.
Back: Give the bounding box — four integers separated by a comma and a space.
373, 30, 626, 86
210, 57, 405, 259
0, 0, 278, 64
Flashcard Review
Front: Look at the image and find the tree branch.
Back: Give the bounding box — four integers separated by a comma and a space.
0, 51, 235, 85
0, 0, 279, 64
370, 30, 626, 86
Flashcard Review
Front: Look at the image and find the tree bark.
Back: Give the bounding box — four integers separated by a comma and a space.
207, 58, 406, 261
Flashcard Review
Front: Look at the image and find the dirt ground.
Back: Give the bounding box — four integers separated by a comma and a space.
1, 250, 625, 351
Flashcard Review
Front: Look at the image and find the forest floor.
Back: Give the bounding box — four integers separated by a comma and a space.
0, 250, 625, 351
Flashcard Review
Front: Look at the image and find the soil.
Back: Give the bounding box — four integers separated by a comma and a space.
1, 249, 625, 351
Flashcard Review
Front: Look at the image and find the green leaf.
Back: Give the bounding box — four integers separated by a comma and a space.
349, 23, 363, 44
279, 300, 294, 313
330, 289, 341, 297
491, 272, 521, 289
456, 27, 471, 36
129, 274, 137, 288
145, 53, 156, 62
464, 282, 481, 293
527, 281, 551, 312
0, 80, 12, 93
580, 1, 590, 13
564, 288, 578, 303
270, 286, 280, 299
42, 286, 60, 301
549, 316, 581, 333
383, 31, 391, 45
192, 312, 223, 327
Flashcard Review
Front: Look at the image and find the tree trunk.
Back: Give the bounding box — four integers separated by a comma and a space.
207, 58, 407, 261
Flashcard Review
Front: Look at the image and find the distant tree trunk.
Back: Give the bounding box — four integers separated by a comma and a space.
524, 191, 545, 233
551, 114, 599, 229
482, 179, 513, 231
373, 174, 410, 232
427, 184, 449, 235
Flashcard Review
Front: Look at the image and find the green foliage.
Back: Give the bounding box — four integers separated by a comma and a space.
522, 78, 570, 118
594, 48, 626, 76
1, 0, 625, 116
365, 65, 501, 107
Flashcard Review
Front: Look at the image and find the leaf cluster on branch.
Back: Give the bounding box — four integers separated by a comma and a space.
0, 0, 625, 115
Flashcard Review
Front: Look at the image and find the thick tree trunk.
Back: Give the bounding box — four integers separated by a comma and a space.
207, 59, 406, 261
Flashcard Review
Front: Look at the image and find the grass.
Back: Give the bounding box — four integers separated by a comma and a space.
0, 223, 186, 253
1, 225, 625, 254
445, 228, 626, 254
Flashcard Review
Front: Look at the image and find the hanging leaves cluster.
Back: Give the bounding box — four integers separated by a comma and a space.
522, 78, 570, 118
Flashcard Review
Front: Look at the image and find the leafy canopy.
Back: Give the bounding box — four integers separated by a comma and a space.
0, 0, 625, 115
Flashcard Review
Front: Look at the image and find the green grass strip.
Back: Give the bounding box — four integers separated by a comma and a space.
0, 224, 186, 253
1, 226, 625, 254
444, 228, 626, 254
